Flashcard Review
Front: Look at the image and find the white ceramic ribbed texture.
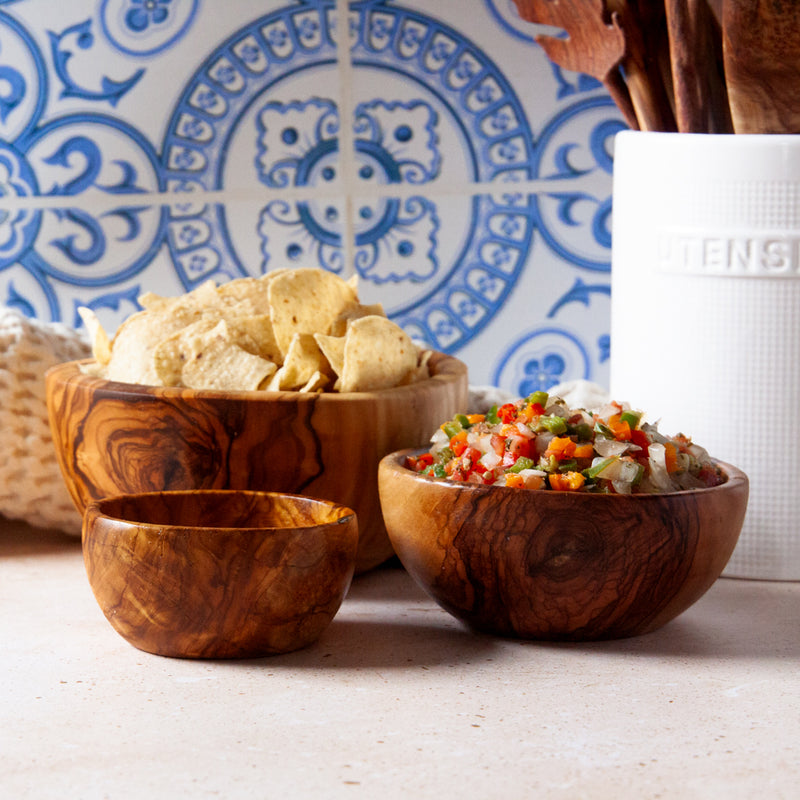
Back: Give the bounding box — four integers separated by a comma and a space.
610, 131, 800, 580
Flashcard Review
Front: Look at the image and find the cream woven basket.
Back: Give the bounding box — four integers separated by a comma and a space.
0, 309, 90, 534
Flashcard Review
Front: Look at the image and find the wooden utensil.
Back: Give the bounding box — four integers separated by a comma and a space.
722, 0, 800, 133
665, 0, 732, 132
606, 0, 679, 131
513, 0, 640, 129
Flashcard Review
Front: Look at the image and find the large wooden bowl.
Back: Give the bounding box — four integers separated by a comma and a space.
46, 352, 467, 573
379, 451, 749, 640
83, 490, 358, 658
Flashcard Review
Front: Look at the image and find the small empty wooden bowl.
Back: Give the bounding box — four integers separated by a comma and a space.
379, 451, 749, 641
82, 490, 358, 658
46, 351, 467, 573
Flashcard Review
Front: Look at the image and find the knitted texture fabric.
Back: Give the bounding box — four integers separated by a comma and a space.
0, 309, 90, 534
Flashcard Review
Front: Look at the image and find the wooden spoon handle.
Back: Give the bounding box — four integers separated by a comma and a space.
665, 0, 732, 132
607, 1, 678, 131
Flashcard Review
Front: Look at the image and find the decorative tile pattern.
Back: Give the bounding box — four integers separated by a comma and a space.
0, 0, 625, 394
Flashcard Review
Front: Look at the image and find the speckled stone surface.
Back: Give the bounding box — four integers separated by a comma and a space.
2, 517, 798, 799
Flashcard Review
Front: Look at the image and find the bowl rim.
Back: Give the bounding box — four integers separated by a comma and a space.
380, 447, 748, 500
46, 350, 467, 402
85, 489, 357, 532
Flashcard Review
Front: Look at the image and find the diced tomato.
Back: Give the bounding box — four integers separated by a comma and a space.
630, 428, 650, 456
497, 403, 518, 423
461, 447, 482, 472
490, 433, 506, 457
506, 435, 532, 460
450, 430, 468, 457
407, 453, 433, 472
698, 464, 724, 487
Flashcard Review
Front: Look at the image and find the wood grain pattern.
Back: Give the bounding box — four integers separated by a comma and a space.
665, 0, 732, 132
513, 0, 638, 130
722, 0, 800, 133
82, 490, 358, 658
379, 451, 748, 640
46, 352, 468, 573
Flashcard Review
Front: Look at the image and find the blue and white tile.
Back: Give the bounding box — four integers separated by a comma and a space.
0, 0, 626, 394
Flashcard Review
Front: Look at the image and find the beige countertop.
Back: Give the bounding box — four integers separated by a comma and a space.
2, 517, 798, 799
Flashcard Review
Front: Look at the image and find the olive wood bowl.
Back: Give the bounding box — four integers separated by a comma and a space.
379, 450, 749, 641
46, 351, 467, 573
82, 490, 358, 658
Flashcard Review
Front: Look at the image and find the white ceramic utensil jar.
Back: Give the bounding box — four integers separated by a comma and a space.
610, 130, 800, 580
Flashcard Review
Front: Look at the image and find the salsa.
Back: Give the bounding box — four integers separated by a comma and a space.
406, 392, 725, 494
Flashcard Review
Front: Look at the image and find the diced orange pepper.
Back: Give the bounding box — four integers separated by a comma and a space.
516, 404, 534, 424
450, 430, 468, 457
664, 441, 679, 473
573, 443, 595, 459
607, 413, 632, 441
544, 436, 577, 460
504, 473, 525, 489
467, 414, 485, 425
548, 471, 586, 491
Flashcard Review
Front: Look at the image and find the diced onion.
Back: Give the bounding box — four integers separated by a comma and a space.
594, 438, 629, 458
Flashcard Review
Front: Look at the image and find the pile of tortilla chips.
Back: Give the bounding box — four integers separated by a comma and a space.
79, 268, 431, 393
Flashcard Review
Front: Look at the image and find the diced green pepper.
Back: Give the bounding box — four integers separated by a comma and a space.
436, 447, 454, 464
486, 405, 500, 424
454, 413, 472, 429
620, 410, 641, 429
433, 464, 447, 479
582, 456, 619, 479
508, 456, 535, 473
571, 422, 594, 441
558, 459, 578, 473
594, 421, 614, 438
527, 390, 549, 408
540, 415, 568, 434
441, 420, 463, 438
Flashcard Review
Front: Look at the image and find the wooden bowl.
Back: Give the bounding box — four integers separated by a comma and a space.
378, 451, 749, 641
46, 351, 467, 574
82, 490, 358, 658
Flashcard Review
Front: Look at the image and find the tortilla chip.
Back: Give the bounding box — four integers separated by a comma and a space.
338, 315, 418, 393
137, 291, 173, 312
300, 370, 329, 393
86, 268, 422, 394
104, 306, 214, 385
152, 317, 220, 386
226, 314, 282, 364
216, 277, 272, 315
156, 319, 276, 391
77, 307, 112, 366
329, 302, 386, 337
313, 333, 345, 378
398, 348, 432, 385
268, 268, 359, 356
265, 332, 328, 391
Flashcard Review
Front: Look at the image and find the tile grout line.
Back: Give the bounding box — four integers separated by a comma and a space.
336, 0, 357, 279
0, 179, 579, 212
